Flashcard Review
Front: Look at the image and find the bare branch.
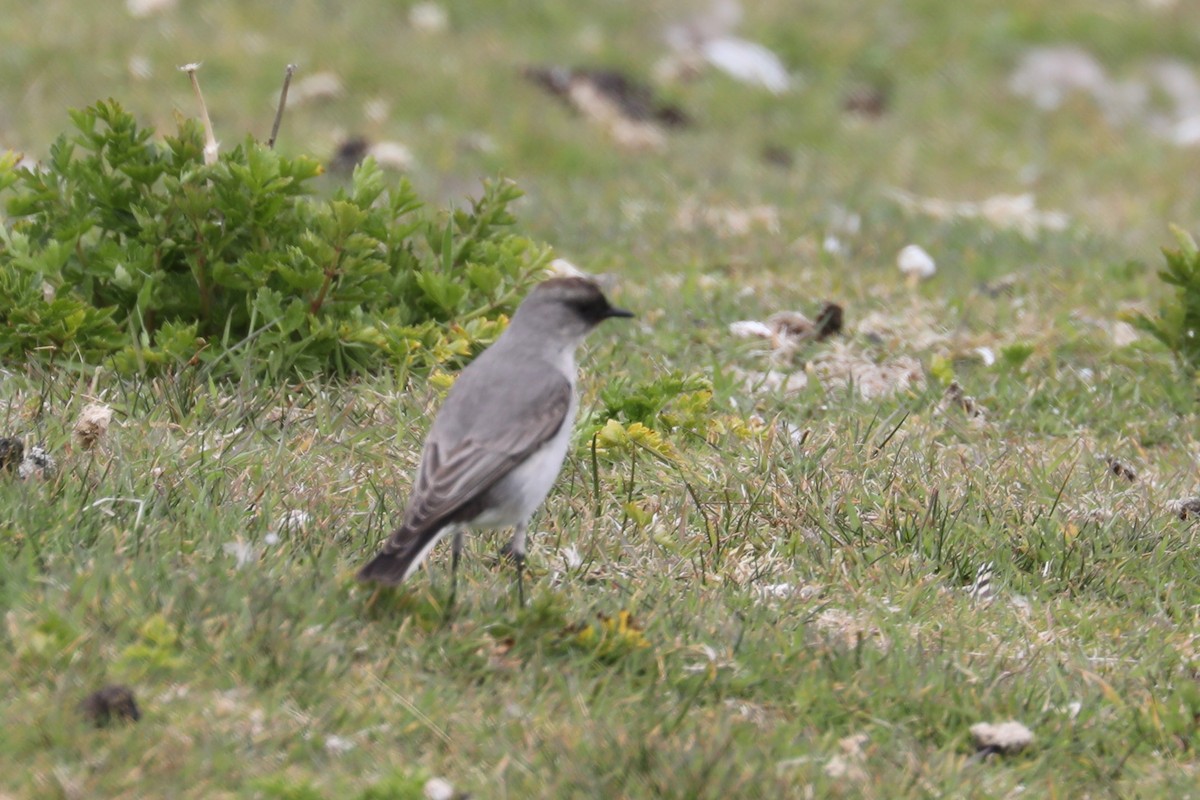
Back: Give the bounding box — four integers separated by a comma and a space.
268, 64, 298, 149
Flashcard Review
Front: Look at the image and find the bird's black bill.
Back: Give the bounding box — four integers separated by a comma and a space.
606, 306, 635, 319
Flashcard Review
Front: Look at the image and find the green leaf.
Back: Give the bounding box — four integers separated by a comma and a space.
466, 262, 502, 295
1169, 224, 1197, 259
416, 270, 467, 314
1000, 343, 1034, 370
929, 354, 955, 385
0, 100, 539, 378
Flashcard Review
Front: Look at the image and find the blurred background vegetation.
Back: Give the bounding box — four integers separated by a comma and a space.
6, 0, 1200, 271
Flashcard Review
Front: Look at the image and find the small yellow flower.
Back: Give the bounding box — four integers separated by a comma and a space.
569, 609, 650, 660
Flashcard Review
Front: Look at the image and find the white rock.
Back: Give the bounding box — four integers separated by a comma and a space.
409, 2, 449, 33
888, 189, 1068, 237
290, 72, 344, 105
368, 141, 415, 171
729, 320, 774, 339
970, 720, 1034, 754
1009, 46, 1108, 111
18, 445, 56, 480
324, 734, 355, 754
702, 37, 790, 94
897, 244, 936, 279
127, 0, 176, 17
424, 777, 455, 800
1169, 113, 1200, 145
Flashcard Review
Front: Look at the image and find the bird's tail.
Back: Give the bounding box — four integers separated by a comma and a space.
357, 525, 444, 586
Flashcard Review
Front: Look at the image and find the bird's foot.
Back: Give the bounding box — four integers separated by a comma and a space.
496, 542, 528, 608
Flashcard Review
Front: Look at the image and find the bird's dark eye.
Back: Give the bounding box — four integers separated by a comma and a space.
572, 297, 610, 322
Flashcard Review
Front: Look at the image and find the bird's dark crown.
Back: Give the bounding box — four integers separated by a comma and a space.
527, 277, 631, 324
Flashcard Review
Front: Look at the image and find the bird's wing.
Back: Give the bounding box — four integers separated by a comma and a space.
393, 372, 572, 543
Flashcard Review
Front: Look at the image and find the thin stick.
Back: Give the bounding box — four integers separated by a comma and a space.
179, 63, 219, 165
268, 64, 297, 149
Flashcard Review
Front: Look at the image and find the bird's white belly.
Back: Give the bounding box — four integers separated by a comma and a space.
468, 397, 576, 529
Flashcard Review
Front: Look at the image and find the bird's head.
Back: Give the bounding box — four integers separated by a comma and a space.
509, 276, 634, 344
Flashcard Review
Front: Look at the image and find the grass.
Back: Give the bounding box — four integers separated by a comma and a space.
3, 0, 1200, 797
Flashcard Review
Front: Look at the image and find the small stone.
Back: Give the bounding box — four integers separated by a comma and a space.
970, 720, 1033, 756
80, 685, 141, 727
324, 734, 355, 754
898, 244, 936, 279
409, 2, 449, 33
729, 320, 774, 339
767, 310, 815, 338
813, 302, 844, 339
424, 777, 456, 800
290, 72, 344, 105
18, 445, 56, 480
126, 0, 176, 17
702, 36, 791, 94
368, 141, 414, 171
843, 83, 890, 117
1168, 497, 1200, 520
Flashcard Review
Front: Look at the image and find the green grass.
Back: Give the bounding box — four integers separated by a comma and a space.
3, 0, 1200, 797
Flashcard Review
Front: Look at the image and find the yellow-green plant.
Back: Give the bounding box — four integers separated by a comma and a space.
0, 100, 547, 378
1135, 226, 1200, 377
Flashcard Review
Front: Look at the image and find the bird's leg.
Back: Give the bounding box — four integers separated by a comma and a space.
508, 522, 528, 608
449, 527, 464, 608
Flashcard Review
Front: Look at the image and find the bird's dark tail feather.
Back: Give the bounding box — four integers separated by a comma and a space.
357, 527, 434, 586
357, 550, 417, 585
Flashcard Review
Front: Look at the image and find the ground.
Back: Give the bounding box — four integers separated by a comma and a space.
2, 1, 1199, 798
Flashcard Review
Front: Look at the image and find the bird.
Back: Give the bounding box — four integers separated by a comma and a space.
358, 276, 634, 606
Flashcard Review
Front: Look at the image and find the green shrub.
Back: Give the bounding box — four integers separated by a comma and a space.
0, 100, 547, 378
1134, 225, 1200, 376
590, 372, 751, 447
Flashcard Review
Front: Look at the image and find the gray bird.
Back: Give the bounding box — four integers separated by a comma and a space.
358, 276, 633, 604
